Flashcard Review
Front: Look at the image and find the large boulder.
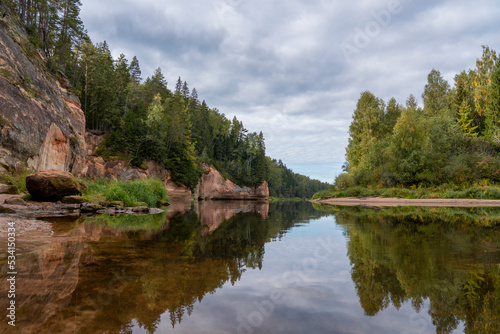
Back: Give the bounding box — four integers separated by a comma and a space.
26, 170, 86, 202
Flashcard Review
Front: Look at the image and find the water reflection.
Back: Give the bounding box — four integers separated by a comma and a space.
0, 202, 499, 333
318, 204, 500, 334
0, 201, 324, 333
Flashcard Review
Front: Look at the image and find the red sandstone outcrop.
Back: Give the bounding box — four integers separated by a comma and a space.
0, 5, 85, 173
80, 133, 268, 200
198, 166, 269, 200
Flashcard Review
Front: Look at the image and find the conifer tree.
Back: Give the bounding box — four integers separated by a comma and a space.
129, 56, 142, 83
457, 100, 478, 137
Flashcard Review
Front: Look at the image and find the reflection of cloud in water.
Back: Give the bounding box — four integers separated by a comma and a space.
0, 201, 323, 333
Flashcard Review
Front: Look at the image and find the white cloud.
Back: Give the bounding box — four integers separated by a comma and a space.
80, 0, 500, 182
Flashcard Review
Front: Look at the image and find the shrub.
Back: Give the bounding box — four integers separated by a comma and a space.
334, 173, 356, 191
86, 178, 169, 207
484, 188, 500, 199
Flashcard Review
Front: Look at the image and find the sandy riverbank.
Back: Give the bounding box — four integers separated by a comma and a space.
311, 197, 500, 207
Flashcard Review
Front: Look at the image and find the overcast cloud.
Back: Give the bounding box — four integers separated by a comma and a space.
80, 0, 500, 183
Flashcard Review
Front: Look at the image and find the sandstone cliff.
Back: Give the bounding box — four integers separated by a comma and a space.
0, 4, 85, 174
80, 133, 268, 200
198, 166, 269, 200
0, 5, 268, 200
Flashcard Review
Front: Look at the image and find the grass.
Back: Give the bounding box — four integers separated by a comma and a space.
269, 197, 306, 203
84, 178, 170, 208
312, 183, 500, 201
86, 211, 168, 231
0, 170, 31, 193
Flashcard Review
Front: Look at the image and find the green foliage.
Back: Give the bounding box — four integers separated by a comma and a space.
86, 212, 167, 231
334, 173, 355, 191
313, 183, 500, 200
422, 69, 450, 115
85, 178, 170, 207
457, 100, 478, 137
340, 47, 500, 191
316, 206, 500, 331
266, 158, 330, 198
6, 0, 333, 195
0, 170, 31, 193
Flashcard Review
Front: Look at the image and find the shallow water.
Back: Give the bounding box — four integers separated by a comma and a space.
0, 201, 499, 333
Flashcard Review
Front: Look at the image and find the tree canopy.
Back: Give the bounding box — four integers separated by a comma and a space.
4, 0, 329, 196
343, 46, 500, 188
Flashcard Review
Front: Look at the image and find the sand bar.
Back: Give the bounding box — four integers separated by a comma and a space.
311, 197, 500, 208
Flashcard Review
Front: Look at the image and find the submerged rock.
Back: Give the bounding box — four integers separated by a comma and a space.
26, 170, 87, 202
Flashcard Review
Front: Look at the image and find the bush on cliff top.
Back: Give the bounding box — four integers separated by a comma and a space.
85, 178, 169, 208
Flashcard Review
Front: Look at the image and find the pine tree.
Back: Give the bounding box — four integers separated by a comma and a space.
191, 88, 198, 102
457, 100, 478, 137
129, 56, 142, 83
181, 81, 189, 99
175, 77, 182, 95
56, 0, 86, 69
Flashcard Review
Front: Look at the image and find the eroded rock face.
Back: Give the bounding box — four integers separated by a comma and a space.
26, 170, 86, 201
165, 176, 193, 200
199, 166, 269, 200
0, 4, 85, 173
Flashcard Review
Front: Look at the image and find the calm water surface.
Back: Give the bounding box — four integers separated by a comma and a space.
1, 201, 499, 333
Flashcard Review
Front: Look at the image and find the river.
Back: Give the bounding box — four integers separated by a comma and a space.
0, 201, 499, 333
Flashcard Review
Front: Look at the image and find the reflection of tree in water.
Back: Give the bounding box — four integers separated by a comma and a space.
331, 206, 500, 334
26, 201, 326, 334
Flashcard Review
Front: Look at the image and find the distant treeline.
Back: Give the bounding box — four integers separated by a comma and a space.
341, 46, 500, 188
4, 0, 330, 197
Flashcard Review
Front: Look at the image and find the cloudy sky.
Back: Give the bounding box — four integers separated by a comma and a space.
80, 0, 500, 183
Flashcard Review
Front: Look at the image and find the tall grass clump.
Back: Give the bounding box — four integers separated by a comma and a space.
0, 170, 31, 193
85, 178, 169, 207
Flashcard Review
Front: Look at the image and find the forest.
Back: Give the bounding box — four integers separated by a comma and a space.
342, 46, 500, 189
3, 0, 330, 197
